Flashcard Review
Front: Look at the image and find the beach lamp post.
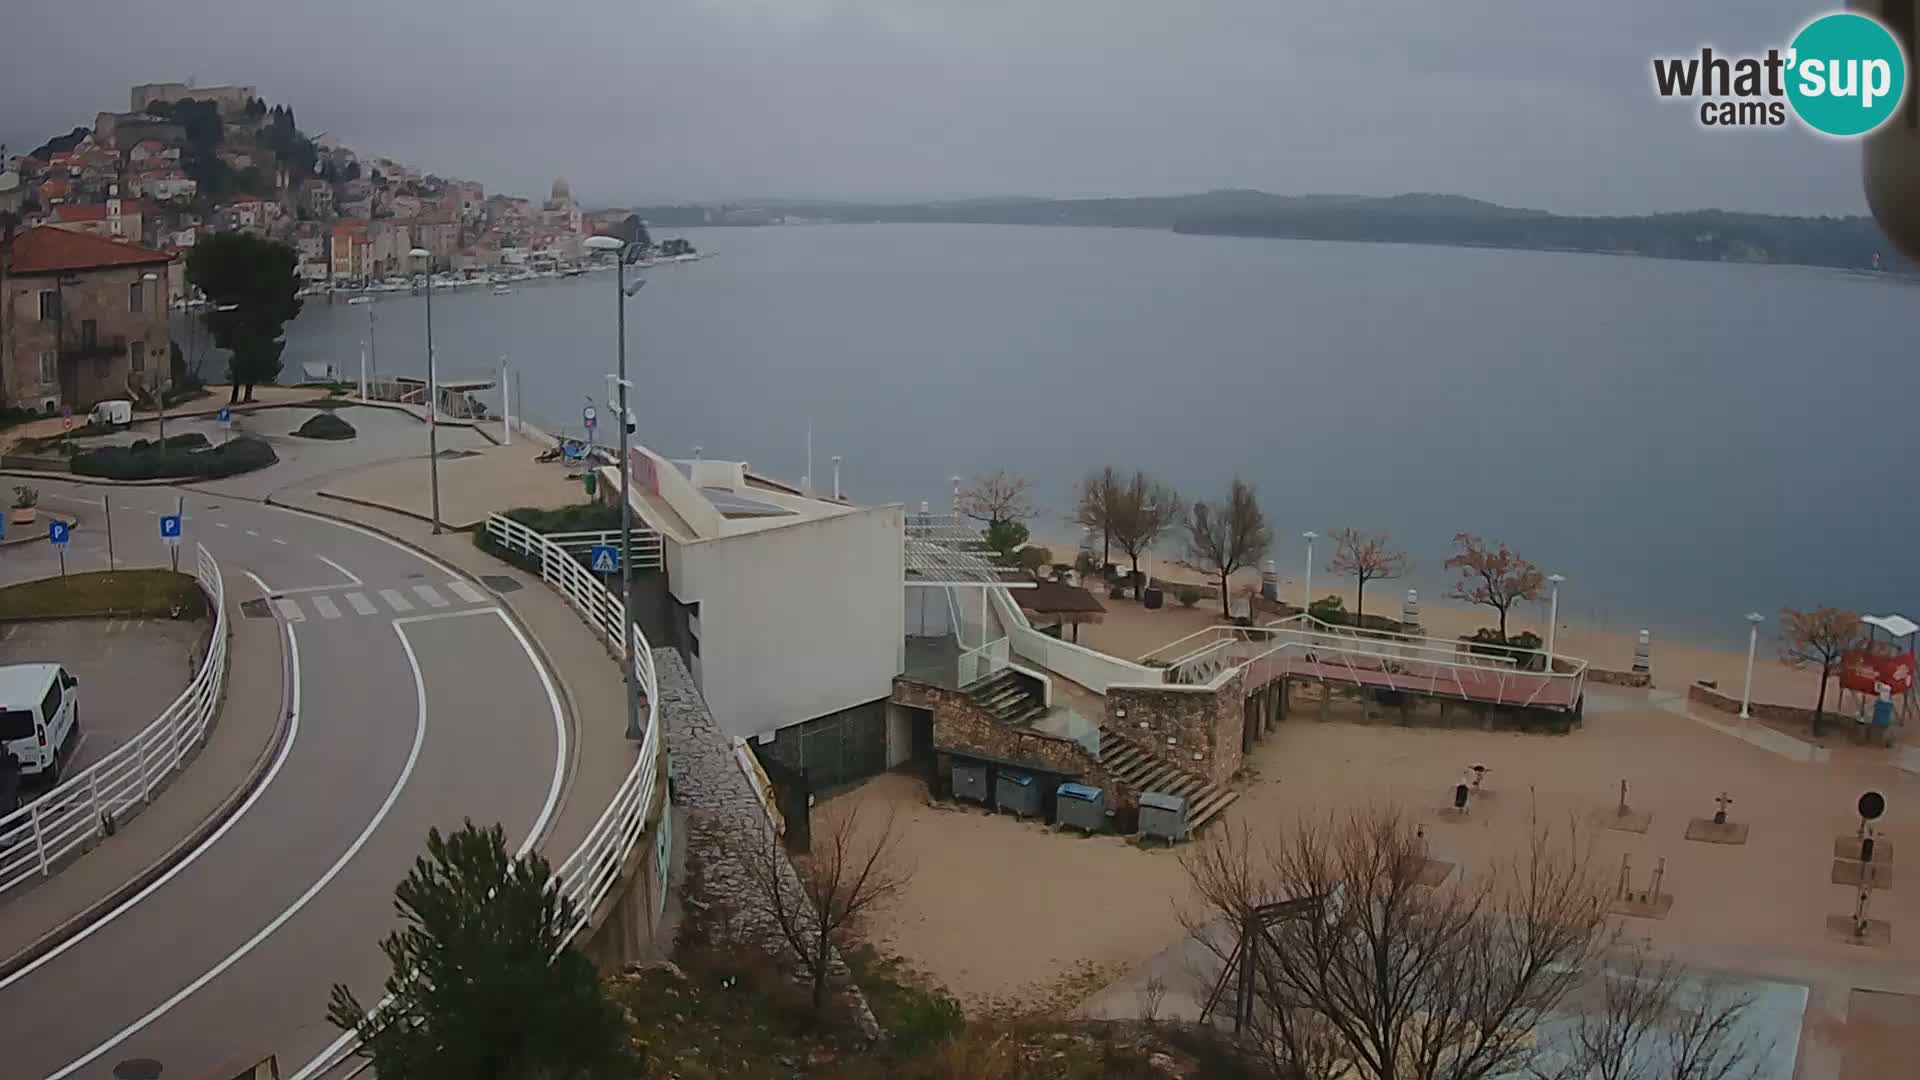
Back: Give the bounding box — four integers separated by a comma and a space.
347, 295, 375, 400
1302, 531, 1318, 614
585, 233, 648, 742
1544, 574, 1565, 672
1741, 612, 1765, 719
407, 248, 441, 534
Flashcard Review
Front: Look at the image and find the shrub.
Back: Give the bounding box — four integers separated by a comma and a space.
1074, 551, 1099, 575
1015, 545, 1051, 574
1307, 594, 1347, 623
1465, 628, 1547, 669
1178, 587, 1200, 607
12, 485, 38, 509
295, 411, 357, 440
1109, 583, 1128, 600
71, 436, 278, 480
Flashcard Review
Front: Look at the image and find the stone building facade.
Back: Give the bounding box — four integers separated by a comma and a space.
1106, 667, 1247, 789
0, 226, 173, 412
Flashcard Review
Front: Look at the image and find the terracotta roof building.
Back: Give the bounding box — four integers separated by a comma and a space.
1, 226, 174, 412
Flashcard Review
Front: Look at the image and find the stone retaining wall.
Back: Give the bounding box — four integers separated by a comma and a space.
663, 649, 880, 1039
1106, 668, 1246, 788
1587, 668, 1652, 688
893, 677, 1125, 803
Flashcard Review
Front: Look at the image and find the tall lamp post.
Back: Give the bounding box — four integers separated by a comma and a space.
1545, 573, 1565, 673
408, 248, 441, 534
347, 295, 375, 400
1740, 612, 1765, 719
1302, 531, 1318, 615
584, 234, 648, 742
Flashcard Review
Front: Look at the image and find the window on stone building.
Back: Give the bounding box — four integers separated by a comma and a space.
93, 354, 110, 379
80, 319, 97, 347
130, 342, 145, 372
39, 291, 60, 321
39, 352, 56, 385
129, 281, 144, 313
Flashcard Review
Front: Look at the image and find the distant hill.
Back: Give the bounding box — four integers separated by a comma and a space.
636, 190, 1912, 274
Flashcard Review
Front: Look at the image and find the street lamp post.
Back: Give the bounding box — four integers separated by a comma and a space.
408, 249, 441, 534
347, 295, 375, 400
1302, 531, 1318, 614
585, 234, 647, 742
1545, 573, 1565, 673
1741, 612, 1765, 719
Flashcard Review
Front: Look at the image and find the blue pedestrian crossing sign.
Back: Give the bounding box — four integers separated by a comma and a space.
590, 544, 619, 573
160, 514, 183, 545
217, 407, 232, 427
48, 521, 70, 546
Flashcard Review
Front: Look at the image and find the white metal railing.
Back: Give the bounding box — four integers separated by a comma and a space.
1132, 617, 1588, 712
482, 513, 662, 939
539, 528, 665, 572
990, 586, 1160, 693
0, 544, 228, 896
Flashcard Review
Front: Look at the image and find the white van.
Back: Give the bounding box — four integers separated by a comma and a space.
0, 664, 79, 790
90, 399, 133, 428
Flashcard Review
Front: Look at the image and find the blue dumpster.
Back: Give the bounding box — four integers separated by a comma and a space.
1055, 782, 1106, 833
996, 769, 1041, 817
952, 760, 990, 805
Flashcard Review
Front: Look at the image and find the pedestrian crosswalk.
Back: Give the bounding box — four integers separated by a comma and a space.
267, 581, 491, 623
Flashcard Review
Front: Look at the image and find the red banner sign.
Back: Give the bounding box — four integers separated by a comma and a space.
628, 448, 660, 497
1840, 650, 1916, 695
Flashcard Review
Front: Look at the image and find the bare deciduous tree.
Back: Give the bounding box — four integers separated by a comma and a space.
732, 799, 912, 1015
1327, 528, 1410, 626
1181, 807, 1619, 1080
1188, 478, 1273, 620
1444, 533, 1545, 641
1108, 470, 1182, 599
957, 469, 1035, 528
1778, 606, 1865, 737
1073, 465, 1122, 566
1540, 945, 1764, 1080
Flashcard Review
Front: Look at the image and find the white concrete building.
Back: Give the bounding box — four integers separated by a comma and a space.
605, 445, 905, 783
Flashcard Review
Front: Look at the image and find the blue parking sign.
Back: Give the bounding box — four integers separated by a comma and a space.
160, 514, 183, 545
217, 408, 232, 427
589, 544, 618, 573
48, 520, 70, 546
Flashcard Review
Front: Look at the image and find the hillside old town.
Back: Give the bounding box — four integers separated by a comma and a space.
0, 80, 660, 415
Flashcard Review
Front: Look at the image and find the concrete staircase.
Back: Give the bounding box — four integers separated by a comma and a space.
1096, 726, 1239, 831
966, 669, 1049, 727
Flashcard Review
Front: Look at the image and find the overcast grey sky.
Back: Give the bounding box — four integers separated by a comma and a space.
0, 0, 1871, 215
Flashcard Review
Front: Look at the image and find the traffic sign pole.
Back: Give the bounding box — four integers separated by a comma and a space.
104, 494, 115, 573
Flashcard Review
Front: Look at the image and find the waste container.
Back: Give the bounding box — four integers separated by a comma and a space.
995, 769, 1041, 817
1055, 782, 1105, 833
1139, 791, 1189, 844
951, 760, 990, 805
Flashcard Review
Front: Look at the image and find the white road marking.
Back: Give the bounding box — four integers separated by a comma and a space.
272, 598, 305, 622
45, 493, 100, 508
272, 538, 287, 546
295, 605, 567, 1080
144, 509, 156, 516
344, 592, 378, 616
411, 584, 449, 609
446, 579, 487, 604
0, 571, 300, 993
245, 529, 260, 538
310, 595, 341, 620
378, 588, 414, 613
52, 616, 426, 1080
316, 554, 363, 586
215, 522, 230, 529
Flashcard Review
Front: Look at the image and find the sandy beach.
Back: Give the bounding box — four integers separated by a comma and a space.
842, 685, 1920, 1078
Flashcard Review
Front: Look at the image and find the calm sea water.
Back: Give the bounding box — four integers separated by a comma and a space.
272, 224, 1920, 648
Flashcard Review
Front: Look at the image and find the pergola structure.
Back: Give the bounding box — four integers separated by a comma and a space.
903, 517, 1032, 685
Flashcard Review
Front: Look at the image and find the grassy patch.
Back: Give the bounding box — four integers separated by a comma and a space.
843, 943, 964, 1054
0, 569, 207, 620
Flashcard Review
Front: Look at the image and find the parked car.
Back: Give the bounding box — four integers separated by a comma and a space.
0, 663, 80, 791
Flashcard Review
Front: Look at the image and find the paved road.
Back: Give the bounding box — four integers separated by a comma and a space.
0, 478, 566, 1080
0, 618, 203, 782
